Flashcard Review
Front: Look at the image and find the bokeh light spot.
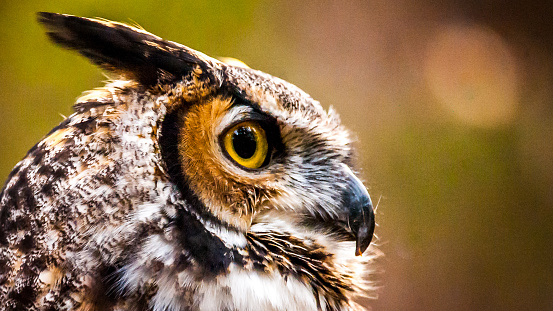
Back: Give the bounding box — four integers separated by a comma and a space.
424, 24, 519, 127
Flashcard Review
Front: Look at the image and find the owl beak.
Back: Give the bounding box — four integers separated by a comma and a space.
341, 165, 375, 256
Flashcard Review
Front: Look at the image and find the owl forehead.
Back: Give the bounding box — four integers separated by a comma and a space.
214, 65, 352, 153
223, 65, 328, 120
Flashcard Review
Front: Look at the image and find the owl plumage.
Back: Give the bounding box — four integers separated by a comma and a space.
0, 13, 378, 311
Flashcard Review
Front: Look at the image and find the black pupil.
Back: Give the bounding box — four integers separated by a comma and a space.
232, 127, 257, 159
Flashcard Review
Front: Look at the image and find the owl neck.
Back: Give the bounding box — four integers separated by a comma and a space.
172, 201, 243, 275
173, 177, 248, 249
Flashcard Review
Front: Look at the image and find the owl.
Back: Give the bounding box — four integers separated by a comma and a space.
0, 12, 378, 311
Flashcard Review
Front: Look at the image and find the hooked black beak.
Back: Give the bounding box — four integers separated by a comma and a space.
341, 165, 375, 256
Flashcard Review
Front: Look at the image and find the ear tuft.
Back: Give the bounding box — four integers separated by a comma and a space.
38, 12, 217, 86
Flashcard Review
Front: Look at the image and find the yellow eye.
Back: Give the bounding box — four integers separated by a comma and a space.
223, 121, 268, 169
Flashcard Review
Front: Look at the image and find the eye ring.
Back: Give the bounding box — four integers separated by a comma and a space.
222, 121, 269, 169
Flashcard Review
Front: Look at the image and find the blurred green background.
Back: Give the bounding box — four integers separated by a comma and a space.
1, 1, 552, 310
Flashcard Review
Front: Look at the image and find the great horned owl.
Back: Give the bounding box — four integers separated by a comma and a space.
0, 13, 378, 311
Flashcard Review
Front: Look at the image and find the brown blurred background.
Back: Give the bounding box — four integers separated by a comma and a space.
1, 1, 552, 310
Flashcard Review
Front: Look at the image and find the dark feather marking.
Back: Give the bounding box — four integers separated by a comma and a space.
7, 278, 36, 310
0, 256, 9, 285
51, 146, 74, 164
72, 116, 99, 135
0, 207, 9, 245
174, 207, 233, 275
21, 186, 37, 213
247, 232, 351, 304
15, 233, 34, 253
7, 253, 47, 310
37, 12, 213, 86
30, 147, 47, 167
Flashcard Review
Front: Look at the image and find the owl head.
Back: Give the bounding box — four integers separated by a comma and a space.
0, 12, 376, 310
